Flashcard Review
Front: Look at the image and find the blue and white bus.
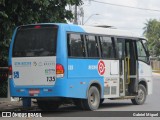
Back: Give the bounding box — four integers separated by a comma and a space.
8, 23, 152, 110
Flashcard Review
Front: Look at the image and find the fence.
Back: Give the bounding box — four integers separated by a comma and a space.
150, 60, 160, 71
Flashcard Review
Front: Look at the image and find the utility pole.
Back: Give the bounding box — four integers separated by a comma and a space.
74, 5, 78, 24
79, 7, 84, 25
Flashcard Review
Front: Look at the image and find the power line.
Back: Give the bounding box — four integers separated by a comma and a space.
91, 0, 160, 12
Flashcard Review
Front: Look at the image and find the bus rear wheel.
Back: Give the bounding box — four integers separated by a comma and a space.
37, 100, 61, 111
82, 86, 100, 110
131, 84, 147, 105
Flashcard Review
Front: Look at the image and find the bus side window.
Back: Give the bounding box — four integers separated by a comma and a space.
117, 41, 123, 59
99, 36, 114, 59
136, 40, 149, 63
85, 35, 99, 58
142, 39, 149, 55
67, 33, 85, 57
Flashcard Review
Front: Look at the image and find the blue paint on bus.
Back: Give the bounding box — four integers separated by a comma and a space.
9, 23, 104, 99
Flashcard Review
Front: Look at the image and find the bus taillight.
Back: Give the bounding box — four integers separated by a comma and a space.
56, 64, 64, 78
8, 66, 12, 78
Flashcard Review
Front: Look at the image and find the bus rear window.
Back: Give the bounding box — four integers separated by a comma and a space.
13, 25, 57, 57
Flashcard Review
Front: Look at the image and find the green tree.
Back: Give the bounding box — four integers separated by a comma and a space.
0, 0, 82, 66
143, 19, 160, 57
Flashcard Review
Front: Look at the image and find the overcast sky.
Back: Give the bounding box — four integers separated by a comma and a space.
80, 0, 160, 37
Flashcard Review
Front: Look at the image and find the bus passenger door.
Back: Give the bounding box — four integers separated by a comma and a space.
117, 38, 138, 96
125, 40, 138, 96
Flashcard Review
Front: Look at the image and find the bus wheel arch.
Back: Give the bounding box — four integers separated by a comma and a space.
87, 81, 102, 98
139, 80, 148, 94
138, 79, 148, 95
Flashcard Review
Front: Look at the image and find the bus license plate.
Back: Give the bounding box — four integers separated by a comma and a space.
29, 89, 40, 94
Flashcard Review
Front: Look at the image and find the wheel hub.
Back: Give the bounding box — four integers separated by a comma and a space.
90, 93, 96, 104
137, 89, 144, 101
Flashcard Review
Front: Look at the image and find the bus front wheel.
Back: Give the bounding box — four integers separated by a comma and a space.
83, 86, 100, 110
131, 84, 147, 105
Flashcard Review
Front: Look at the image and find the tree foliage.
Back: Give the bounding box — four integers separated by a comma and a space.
0, 0, 82, 66
143, 19, 160, 57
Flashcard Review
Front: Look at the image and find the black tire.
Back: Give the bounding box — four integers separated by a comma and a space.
131, 84, 147, 105
37, 100, 61, 111
82, 86, 100, 110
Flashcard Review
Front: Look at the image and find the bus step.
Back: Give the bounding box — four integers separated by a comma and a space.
109, 96, 135, 100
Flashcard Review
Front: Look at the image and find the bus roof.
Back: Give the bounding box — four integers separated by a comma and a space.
66, 24, 144, 39
80, 25, 140, 38
18, 23, 144, 39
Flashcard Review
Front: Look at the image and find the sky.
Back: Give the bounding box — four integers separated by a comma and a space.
78, 0, 160, 37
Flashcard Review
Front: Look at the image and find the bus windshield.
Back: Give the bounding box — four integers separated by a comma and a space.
13, 25, 57, 57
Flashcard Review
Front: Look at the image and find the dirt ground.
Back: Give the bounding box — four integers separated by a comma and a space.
0, 100, 38, 111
